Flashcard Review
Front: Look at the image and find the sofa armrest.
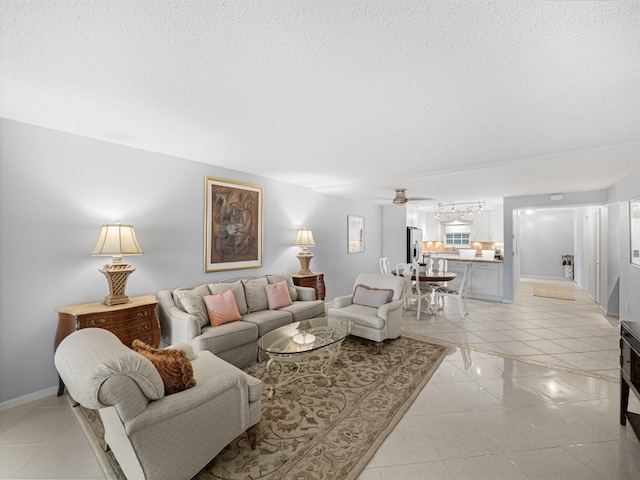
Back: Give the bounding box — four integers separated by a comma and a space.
295, 285, 317, 301
377, 298, 405, 319
166, 342, 196, 360
157, 290, 202, 345
378, 298, 405, 339
331, 294, 354, 309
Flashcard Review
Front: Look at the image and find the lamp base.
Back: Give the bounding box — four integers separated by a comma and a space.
99, 263, 135, 306
296, 252, 314, 275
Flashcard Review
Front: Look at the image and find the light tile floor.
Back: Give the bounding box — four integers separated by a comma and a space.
0, 394, 105, 479
357, 276, 640, 479
1, 276, 639, 480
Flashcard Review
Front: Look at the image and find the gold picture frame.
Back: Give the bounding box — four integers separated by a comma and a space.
348, 215, 365, 254
204, 177, 263, 272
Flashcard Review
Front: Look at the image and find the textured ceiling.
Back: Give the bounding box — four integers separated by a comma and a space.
1, 1, 639, 209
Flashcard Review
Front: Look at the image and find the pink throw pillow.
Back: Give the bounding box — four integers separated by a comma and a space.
265, 281, 293, 310
204, 290, 242, 326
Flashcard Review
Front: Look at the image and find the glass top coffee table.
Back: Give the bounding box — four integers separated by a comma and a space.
258, 317, 353, 399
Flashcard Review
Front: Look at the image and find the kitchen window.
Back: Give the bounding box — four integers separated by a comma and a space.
445, 233, 470, 247
443, 222, 471, 247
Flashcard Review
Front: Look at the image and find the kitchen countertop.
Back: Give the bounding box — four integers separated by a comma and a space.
429, 254, 504, 263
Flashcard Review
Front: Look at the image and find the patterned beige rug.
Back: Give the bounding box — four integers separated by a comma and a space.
533, 283, 575, 300
73, 335, 447, 480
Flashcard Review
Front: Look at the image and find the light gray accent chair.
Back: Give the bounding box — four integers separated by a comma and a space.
54, 328, 261, 480
327, 272, 406, 352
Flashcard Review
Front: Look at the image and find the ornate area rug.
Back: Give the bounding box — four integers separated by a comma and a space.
73, 335, 448, 480
533, 283, 575, 300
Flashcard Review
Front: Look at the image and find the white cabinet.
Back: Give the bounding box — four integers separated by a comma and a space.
406, 204, 419, 227
469, 262, 503, 300
494, 204, 504, 243
444, 260, 503, 301
424, 213, 441, 241
445, 260, 467, 291
472, 211, 495, 242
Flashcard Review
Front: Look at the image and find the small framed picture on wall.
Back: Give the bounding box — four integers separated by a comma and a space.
348, 215, 365, 254
631, 197, 640, 267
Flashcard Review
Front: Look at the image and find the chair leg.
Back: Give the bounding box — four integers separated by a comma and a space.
416, 298, 422, 320
247, 423, 260, 450
458, 296, 465, 318
375, 341, 384, 354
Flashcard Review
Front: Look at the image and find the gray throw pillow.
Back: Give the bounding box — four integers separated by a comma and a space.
172, 284, 211, 328
207, 281, 248, 315
266, 273, 298, 301
352, 284, 394, 308
242, 277, 269, 313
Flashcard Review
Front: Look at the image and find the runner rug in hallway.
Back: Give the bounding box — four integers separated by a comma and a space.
533, 282, 575, 300
73, 335, 448, 480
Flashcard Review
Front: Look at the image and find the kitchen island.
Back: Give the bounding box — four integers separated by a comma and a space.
429, 254, 504, 302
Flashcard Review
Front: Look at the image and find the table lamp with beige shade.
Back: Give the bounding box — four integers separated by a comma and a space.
90, 222, 143, 306
293, 228, 315, 275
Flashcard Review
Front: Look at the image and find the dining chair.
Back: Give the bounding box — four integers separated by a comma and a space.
433, 262, 471, 319
420, 258, 447, 291
379, 257, 392, 275
402, 266, 431, 320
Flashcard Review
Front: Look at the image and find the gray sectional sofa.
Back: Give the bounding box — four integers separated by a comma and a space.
157, 273, 325, 368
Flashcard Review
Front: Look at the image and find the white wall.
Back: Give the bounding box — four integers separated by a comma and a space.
607, 166, 640, 323
503, 190, 607, 302
382, 204, 408, 268
503, 167, 640, 322
0, 118, 383, 405
519, 209, 574, 278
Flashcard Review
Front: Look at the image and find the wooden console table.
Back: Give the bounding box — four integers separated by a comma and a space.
620, 320, 640, 440
292, 273, 325, 300
54, 295, 160, 396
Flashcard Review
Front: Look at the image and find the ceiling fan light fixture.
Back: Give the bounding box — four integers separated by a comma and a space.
392, 189, 408, 204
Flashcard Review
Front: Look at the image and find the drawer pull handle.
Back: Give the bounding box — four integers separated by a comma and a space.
135, 311, 149, 318
137, 325, 149, 332
90, 318, 107, 326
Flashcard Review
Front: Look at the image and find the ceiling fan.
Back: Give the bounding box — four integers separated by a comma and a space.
391, 188, 432, 204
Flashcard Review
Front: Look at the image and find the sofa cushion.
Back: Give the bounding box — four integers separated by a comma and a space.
266, 273, 298, 301
172, 284, 211, 328
192, 321, 258, 355
242, 277, 269, 313
132, 340, 197, 395
207, 281, 248, 315
327, 304, 385, 329
265, 281, 293, 310
352, 284, 394, 308
204, 290, 242, 327
242, 309, 293, 337
278, 300, 325, 322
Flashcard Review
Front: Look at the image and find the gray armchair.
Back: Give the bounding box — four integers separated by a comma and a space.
54, 328, 261, 480
327, 272, 405, 352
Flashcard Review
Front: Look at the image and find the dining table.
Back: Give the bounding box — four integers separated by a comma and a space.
392, 268, 458, 314
391, 269, 457, 283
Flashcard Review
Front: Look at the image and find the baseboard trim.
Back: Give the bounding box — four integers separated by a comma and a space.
0, 386, 58, 411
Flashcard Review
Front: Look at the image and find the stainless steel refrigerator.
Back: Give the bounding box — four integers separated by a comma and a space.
407, 227, 423, 263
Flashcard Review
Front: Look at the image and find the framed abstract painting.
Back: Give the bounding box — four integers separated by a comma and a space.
204, 177, 263, 272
